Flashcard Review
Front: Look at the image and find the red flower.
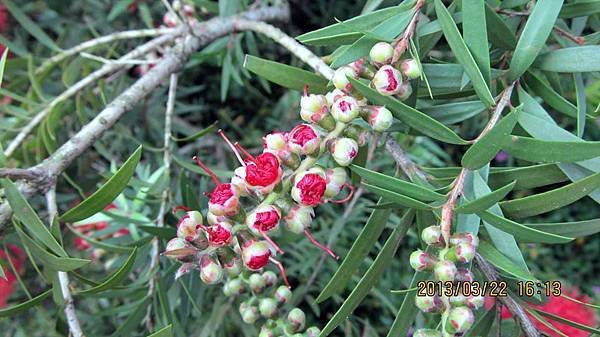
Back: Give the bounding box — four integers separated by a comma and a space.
0, 4, 8, 34
487, 286, 598, 337
294, 173, 327, 206
289, 124, 317, 147
73, 237, 92, 251
210, 184, 235, 205
0, 245, 25, 308
206, 223, 232, 246
245, 152, 281, 187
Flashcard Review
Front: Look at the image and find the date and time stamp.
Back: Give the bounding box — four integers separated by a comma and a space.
416, 280, 562, 297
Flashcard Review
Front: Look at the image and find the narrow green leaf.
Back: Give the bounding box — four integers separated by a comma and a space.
535, 46, 600, 72
463, 305, 496, 337
244, 55, 328, 94
0, 48, 8, 88
350, 165, 445, 201
457, 181, 516, 214
60, 146, 143, 222
349, 78, 467, 144
363, 183, 431, 210
1, 0, 61, 51
78, 248, 137, 295
220, 50, 232, 101
147, 324, 173, 337
508, 0, 564, 80
574, 73, 586, 137
462, 0, 490, 85
533, 309, 600, 335
461, 108, 520, 170
14, 223, 90, 271
500, 171, 600, 218
2, 179, 67, 257
319, 210, 415, 337
110, 297, 152, 337
0, 290, 52, 317
434, 0, 494, 107
526, 218, 600, 238
108, 0, 135, 21
171, 122, 217, 142
523, 71, 579, 119
503, 136, 600, 163
173, 155, 232, 178
488, 164, 568, 191
484, 3, 517, 50
385, 270, 430, 337
419, 100, 486, 125
478, 241, 537, 281
138, 225, 177, 239
296, 6, 409, 45
478, 211, 573, 243
316, 198, 391, 303
560, 1, 600, 18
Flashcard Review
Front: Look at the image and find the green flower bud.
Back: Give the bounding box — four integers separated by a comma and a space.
396, 81, 412, 101
259, 297, 278, 318
466, 295, 484, 309
369, 42, 394, 65
223, 278, 244, 296
332, 66, 357, 92
372, 65, 403, 95
249, 273, 267, 293
449, 294, 467, 307
413, 329, 443, 337
449, 232, 479, 248
287, 308, 306, 332
262, 270, 277, 287
400, 58, 421, 79
434, 260, 457, 282
258, 326, 274, 337
455, 268, 474, 282
275, 285, 293, 303
446, 243, 476, 264
199, 255, 223, 285
421, 225, 444, 246
415, 294, 444, 313
363, 105, 393, 132
331, 137, 359, 167
331, 96, 360, 123
241, 306, 259, 324
409, 249, 437, 271
445, 306, 474, 334
305, 326, 321, 337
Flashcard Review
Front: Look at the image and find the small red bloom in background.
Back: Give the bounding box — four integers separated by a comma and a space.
72, 204, 130, 256
487, 286, 598, 337
0, 4, 10, 60
0, 244, 26, 308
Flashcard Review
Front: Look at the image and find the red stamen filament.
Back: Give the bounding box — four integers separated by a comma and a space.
330, 183, 355, 204
303, 84, 309, 96
193, 155, 220, 185
234, 142, 256, 162
304, 229, 339, 260
260, 230, 284, 255
172, 205, 191, 215
217, 129, 245, 165
269, 257, 291, 289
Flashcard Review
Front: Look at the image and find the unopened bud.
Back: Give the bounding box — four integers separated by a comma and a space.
223, 278, 244, 296
409, 249, 437, 271
249, 273, 267, 293
421, 225, 444, 246
325, 89, 345, 107
455, 268, 474, 282
291, 167, 327, 206
164, 237, 195, 260
287, 124, 321, 155
413, 329, 442, 337
262, 270, 277, 287
369, 42, 394, 65
434, 260, 458, 282
445, 306, 475, 334
449, 232, 479, 248
415, 294, 444, 313
332, 66, 357, 92
331, 137, 359, 167
258, 327, 274, 337
331, 96, 360, 122
372, 65, 403, 95
300, 94, 328, 123
305, 327, 321, 337
363, 106, 393, 132
259, 298, 278, 318
400, 58, 421, 79
396, 81, 412, 101
241, 306, 259, 324
287, 308, 306, 332
242, 240, 271, 270
449, 294, 467, 307
199, 255, 223, 285
175, 263, 196, 280
176, 211, 203, 241
223, 256, 242, 277
284, 204, 314, 234
343, 124, 369, 146
466, 295, 484, 309
246, 205, 281, 235
275, 285, 293, 303
324, 167, 348, 199
446, 243, 476, 264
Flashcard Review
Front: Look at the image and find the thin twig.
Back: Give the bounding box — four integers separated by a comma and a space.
0, 167, 43, 181
146, 73, 178, 331
384, 137, 429, 182
46, 186, 86, 337
392, 0, 425, 63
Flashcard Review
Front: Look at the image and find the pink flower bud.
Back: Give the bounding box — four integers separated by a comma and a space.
246, 205, 281, 235
291, 167, 327, 206
249, 273, 267, 293
421, 225, 444, 246
363, 105, 393, 132
199, 255, 223, 285
176, 211, 203, 241
400, 58, 421, 79
409, 249, 437, 271
223, 278, 244, 296
413, 329, 442, 337
241, 306, 259, 324
208, 183, 240, 217
396, 81, 413, 101
162, 12, 178, 27
434, 260, 458, 282
305, 327, 321, 337
287, 124, 321, 155
300, 94, 328, 122
466, 295, 484, 309
259, 327, 275, 337
324, 167, 348, 199
182, 4, 194, 17
449, 232, 480, 248
287, 308, 306, 332
372, 65, 403, 95
244, 152, 282, 194
284, 205, 315, 234
445, 306, 475, 334
331, 137, 359, 166
275, 285, 292, 303
331, 96, 360, 122
325, 89, 345, 107
332, 66, 358, 92
415, 294, 444, 313
262, 270, 277, 287
205, 222, 232, 246
369, 42, 394, 65
163, 238, 196, 260
447, 242, 476, 264
259, 298, 278, 318
455, 268, 474, 282
223, 256, 242, 277
242, 240, 271, 270
263, 132, 287, 151
175, 262, 196, 280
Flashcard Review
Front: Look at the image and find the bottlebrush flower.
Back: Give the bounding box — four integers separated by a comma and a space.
363, 105, 393, 132
330, 137, 358, 167
287, 124, 320, 155
445, 306, 474, 334
241, 240, 271, 270
331, 96, 360, 123
369, 42, 394, 65
244, 152, 282, 194
193, 156, 240, 216
409, 249, 437, 271
400, 58, 421, 79
372, 65, 403, 95
205, 222, 233, 246
176, 210, 203, 241
332, 66, 358, 92
324, 167, 348, 199
199, 255, 223, 285
434, 260, 457, 282
291, 167, 327, 206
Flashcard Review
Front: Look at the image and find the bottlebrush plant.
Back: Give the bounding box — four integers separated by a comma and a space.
0, 1, 599, 337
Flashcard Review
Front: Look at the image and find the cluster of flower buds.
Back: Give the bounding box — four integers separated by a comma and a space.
410, 227, 482, 336
162, 0, 197, 28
